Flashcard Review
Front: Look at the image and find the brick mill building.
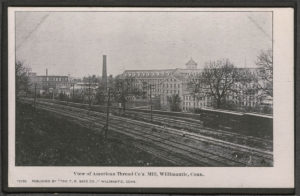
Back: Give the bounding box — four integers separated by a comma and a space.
29, 69, 72, 96
122, 59, 270, 112
122, 59, 203, 110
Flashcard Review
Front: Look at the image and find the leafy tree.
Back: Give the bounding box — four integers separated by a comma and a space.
167, 94, 182, 112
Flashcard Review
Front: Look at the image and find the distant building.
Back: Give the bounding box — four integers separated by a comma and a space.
122, 59, 272, 112
28, 70, 72, 96
122, 58, 202, 110
73, 82, 98, 91
100, 55, 107, 90
185, 58, 198, 69
182, 68, 266, 112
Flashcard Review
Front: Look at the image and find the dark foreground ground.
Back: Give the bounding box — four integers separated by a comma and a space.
16, 103, 171, 166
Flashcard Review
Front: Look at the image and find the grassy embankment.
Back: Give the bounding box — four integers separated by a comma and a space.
16, 102, 171, 166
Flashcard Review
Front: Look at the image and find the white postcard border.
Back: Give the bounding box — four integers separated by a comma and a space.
7, 7, 294, 188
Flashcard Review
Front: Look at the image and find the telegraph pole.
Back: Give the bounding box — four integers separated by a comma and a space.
150, 85, 153, 122
148, 84, 155, 122
104, 88, 111, 139
34, 83, 37, 110
121, 81, 125, 112
71, 83, 75, 101
88, 76, 91, 107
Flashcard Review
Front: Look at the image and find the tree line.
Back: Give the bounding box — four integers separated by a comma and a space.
16, 49, 273, 113
187, 49, 273, 112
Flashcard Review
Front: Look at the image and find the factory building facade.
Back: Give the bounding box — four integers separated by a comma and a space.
122, 59, 203, 110
122, 59, 271, 112
28, 69, 72, 96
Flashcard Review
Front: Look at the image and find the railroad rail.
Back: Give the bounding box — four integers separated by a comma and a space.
27, 98, 273, 151
19, 98, 273, 166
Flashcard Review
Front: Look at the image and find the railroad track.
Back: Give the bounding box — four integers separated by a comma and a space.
29, 98, 272, 151
35, 103, 223, 166
21, 99, 273, 166
121, 111, 273, 151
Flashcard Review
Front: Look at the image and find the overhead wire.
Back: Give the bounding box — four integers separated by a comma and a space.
16, 14, 50, 51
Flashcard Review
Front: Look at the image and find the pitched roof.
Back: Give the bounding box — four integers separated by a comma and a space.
186, 58, 197, 66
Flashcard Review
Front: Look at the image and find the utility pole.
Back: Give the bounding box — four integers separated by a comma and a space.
193, 94, 196, 112
88, 76, 91, 107
121, 80, 125, 112
149, 84, 154, 122
104, 88, 111, 139
34, 83, 37, 110
72, 83, 75, 101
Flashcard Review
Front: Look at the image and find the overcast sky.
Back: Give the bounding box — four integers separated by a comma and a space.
16, 11, 272, 77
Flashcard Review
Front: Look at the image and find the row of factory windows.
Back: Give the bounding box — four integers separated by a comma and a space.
35, 83, 71, 89
38, 77, 69, 82
184, 93, 258, 101
139, 78, 180, 84
183, 99, 258, 108
125, 72, 172, 77
142, 83, 181, 88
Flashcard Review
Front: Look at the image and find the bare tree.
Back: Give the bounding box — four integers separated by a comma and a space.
167, 94, 182, 112
82, 75, 97, 106
256, 49, 273, 98
198, 59, 240, 109
96, 74, 114, 105
187, 60, 259, 110
113, 76, 143, 111
95, 88, 106, 105
16, 61, 31, 97
187, 75, 208, 111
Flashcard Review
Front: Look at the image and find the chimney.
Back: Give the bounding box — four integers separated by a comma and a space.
102, 55, 107, 90
46, 68, 48, 77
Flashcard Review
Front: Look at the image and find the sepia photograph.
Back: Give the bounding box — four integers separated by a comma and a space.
6, 7, 294, 190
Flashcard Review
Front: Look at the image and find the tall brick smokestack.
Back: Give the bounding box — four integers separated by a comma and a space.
102, 55, 107, 90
